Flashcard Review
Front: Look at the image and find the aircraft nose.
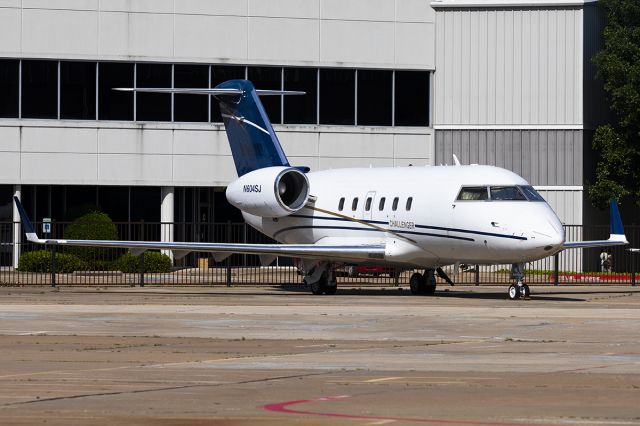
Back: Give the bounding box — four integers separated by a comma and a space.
528, 211, 564, 255
537, 216, 564, 253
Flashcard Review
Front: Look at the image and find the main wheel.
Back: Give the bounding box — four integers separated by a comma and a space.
324, 285, 337, 295
310, 274, 328, 295
508, 284, 520, 300
424, 283, 436, 295
409, 273, 425, 295
424, 270, 437, 295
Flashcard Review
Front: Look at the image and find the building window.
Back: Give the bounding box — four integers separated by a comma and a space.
338, 197, 345, 211
283, 67, 317, 124
98, 62, 134, 121
379, 197, 386, 211
21, 60, 58, 119
406, 197, 413, 211
320, 68, 355, 125
130, 187, 160, 222
248, 66, 282, 124
97, 186, 129, 222
10, 59, 432, 128
0, 60, 18, 118
357, 69, 392, 126
351, 197, 358, 211
136, 63, 171, 122
211, 66, 246, 122
61, 61, 96, 120
394, 71, 429, 126
174, 64, 209, 123
392, 197, 399, 211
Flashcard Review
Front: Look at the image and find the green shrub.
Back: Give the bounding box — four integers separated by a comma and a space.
116, 251, 172, 273
18, 250, 88, 273
63, 211, 120, 267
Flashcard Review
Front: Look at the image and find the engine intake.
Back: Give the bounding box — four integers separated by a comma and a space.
226, 167, 310, 217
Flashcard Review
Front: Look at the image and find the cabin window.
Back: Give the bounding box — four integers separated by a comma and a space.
352, 197, 358, 211
392, 197, 399, 211
519, 185, 545, 202
365, 197, 372, 211
379, 197, 386, 211
457, 187, 489, 201
338, 197, 345, 211
490, 186, 527, 201
406, 197, 413, 211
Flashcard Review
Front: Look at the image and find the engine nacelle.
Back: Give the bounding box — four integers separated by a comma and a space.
226, 166, 310, 217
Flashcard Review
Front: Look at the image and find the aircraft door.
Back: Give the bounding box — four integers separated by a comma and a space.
363, 191, 376, 221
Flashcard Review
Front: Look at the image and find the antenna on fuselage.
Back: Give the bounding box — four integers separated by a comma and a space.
453, 154, 461, 166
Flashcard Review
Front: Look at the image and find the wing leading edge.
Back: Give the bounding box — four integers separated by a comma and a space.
13, 197, 384, 263
562, 200, 628, 249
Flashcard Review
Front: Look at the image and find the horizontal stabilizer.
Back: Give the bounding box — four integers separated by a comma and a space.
563, 199, 629, 249
114, 88, 305, 96
13, 197, 384, 263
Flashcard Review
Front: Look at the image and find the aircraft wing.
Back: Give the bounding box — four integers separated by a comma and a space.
13, 197, 384, 263
562, 200, 628, 249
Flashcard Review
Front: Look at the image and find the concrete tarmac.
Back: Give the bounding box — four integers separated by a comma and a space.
0, 284, 639, 425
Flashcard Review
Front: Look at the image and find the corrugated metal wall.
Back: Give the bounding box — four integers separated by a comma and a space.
435, 129, 582, 186
536, 188, 583, 225
434, 7, 583, 126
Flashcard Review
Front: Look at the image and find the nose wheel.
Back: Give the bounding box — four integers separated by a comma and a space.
508, 281, 530, 300
507, 263, 530, 300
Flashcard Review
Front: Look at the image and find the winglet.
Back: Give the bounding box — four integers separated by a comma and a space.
562, 199, 628, 249
13, 197, 42, 243
610, 199, 624, 237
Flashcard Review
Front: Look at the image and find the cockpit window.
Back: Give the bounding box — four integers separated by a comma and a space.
490, 186, 527, 201
457, 187, 489, 201
518, 185, 545, 202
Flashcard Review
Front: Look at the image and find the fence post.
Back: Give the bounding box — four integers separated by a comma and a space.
50, 244, 56, 287
553, 253, 559, 286
226, 220, 232, 287
50, 219, 57, 287
631, 251, 636, 287
475, 265, 479, 286
139, 220, 145, 287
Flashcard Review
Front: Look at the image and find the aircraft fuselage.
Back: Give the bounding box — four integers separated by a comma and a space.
242, 165, 565, 268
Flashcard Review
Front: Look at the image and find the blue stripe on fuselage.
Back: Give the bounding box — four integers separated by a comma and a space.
272, 225, 475, 241
288, 214, 527, 241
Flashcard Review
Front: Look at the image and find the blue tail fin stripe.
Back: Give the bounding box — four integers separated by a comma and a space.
13, 196, 35, 234
214, 80, 290, 176
610, 199, 624, 235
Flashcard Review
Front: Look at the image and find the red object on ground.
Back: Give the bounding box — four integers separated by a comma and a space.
548, 273, 633, 282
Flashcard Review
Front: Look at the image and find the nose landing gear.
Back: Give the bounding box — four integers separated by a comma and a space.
508, 282, 530, 300
508, 263, 530, 300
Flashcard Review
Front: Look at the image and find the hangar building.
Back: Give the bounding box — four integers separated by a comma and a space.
0, 0, 603, 267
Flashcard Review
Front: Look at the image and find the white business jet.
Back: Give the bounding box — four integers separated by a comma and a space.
14, 80, 629, 299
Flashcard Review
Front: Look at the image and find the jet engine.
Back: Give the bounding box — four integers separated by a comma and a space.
226, 166, 310, 217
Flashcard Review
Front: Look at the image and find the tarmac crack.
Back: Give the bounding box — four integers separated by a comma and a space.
0, 371, 332, 408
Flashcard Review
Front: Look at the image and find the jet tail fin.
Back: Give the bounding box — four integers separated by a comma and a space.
215, 80, 289, 176
563, 199, 628, 249
13, 197, 42, 244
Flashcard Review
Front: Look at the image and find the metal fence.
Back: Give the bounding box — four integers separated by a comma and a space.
0, 221, 638, 287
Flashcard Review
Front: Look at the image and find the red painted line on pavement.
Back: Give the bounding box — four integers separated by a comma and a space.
261, 395, 556, 426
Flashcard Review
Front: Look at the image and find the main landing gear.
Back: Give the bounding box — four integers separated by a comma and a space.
303, 261, 337, 295
409, 269, 437, 295
508, 263, 530, 300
